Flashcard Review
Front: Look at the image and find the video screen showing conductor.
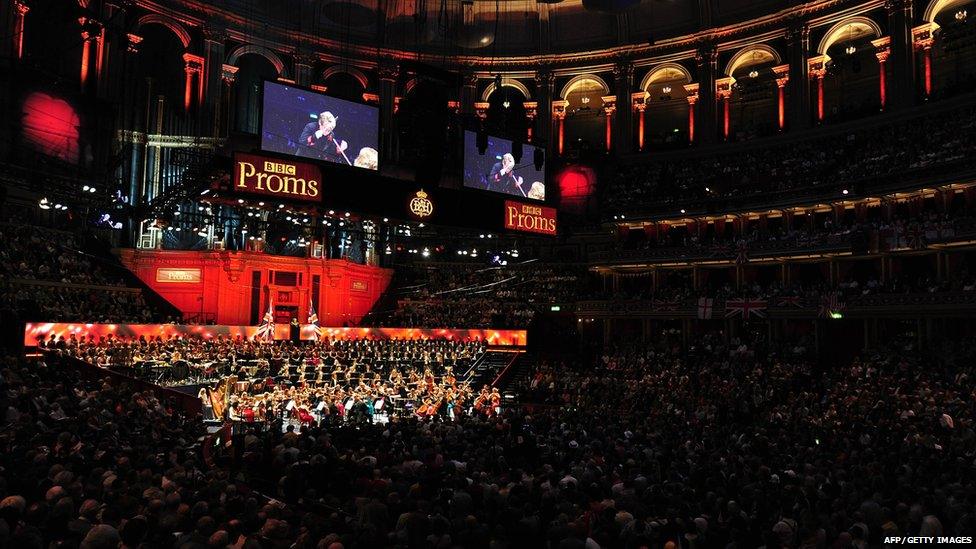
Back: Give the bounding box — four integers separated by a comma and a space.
463, 130, 545, 201
261, 81, 379, 171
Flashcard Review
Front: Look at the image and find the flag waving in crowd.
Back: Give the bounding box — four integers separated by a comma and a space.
307, 298, 323, 339
255, 301, 275, 341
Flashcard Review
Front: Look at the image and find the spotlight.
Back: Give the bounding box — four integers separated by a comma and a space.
38, 198, 50, 210
680, 209, 686, 214
842, 189, 849, 195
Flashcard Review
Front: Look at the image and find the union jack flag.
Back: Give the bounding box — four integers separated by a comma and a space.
906, 224, 925, 250
307, 298, 323, 339
255, 301, 275, 341
697, 297, 714, 319
776, 296, 803, 308
818, 292, 846, 318
734, 240, 749, 265
725, 298, 767, 319
653, 298, 680, 311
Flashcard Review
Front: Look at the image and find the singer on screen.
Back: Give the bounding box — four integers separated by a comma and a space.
297, 111, 349, 164
488, 153, 525, 197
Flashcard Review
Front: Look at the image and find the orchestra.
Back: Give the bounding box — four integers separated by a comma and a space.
58, 334, 500, 425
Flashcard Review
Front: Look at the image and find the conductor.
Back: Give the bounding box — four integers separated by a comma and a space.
298, 111, 349, 164
488, 153, 526, 197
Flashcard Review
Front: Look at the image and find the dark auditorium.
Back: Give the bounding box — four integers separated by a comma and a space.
3, 0, 976, 548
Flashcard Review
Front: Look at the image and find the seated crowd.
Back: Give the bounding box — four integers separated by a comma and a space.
0, 223, 175, 328
367, 265, 586, 329
4, 330, 975, 548
608, 103, 976, 212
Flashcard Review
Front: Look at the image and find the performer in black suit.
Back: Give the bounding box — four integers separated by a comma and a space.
297, 111, 349, 164
487, 153, 526, 197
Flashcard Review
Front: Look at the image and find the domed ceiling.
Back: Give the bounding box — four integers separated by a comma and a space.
209, 0, 807, 56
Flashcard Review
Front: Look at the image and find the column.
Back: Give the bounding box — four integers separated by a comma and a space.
715, 78, 732, 140
631, 91, 648, 151
523, 101, 537, 142
786, 23, 811, 130
613, 61, 634, 154
7, 1, 29, 60
912, 23, 937, 99
378, 62, 398, 163
219, 64, 239, 137
683, 84, 698, 144
460, 71, 478, 117
887, 0, 916, 108
293, 52, 315, 87
872, 37, 891, 109
202, 28, 227, 135
552, 100, 568, 155
694, 45, 718, 143
182, 53, 204, 112
96, 1, 129, 100
808, 56, 827, 123
773, 65, 789, 130
474, 102, 490, 123
601, 96, 616, 152
79, 17, 103, 91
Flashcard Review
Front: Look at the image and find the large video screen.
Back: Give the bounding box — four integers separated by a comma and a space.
463, 130, 546, 201
261, 81, 379, 171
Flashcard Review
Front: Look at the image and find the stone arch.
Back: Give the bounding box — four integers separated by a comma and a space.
724, 44, 782, 77
639, 63, 693, 92
133, 14, 192, 49
226, 44, 289, 79
321, 65, 369, 90
559, 74, 610, 100
817, 16, 883, 56
481, 77, 532, 101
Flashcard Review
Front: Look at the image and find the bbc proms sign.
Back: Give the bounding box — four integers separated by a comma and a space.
233, 152, 321, 202
503, 200, 557, 236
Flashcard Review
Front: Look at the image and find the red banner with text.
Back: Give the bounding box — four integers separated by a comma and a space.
231, 152, 322, 203
503, 200, 557, 236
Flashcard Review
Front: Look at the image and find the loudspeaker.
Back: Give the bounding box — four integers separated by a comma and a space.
533, 147, 545, 171
477, 131, 488, 154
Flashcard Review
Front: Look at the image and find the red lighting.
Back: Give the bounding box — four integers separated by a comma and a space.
22, 92, 80, 164
556, 165, 596, 214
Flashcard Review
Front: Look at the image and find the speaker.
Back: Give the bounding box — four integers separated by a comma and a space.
533, 147, 545, 171
477, 131, 488, 154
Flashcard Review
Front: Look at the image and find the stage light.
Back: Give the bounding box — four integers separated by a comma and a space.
383, 217, 389, 222
82, 185, 90, 192
89, 187, 96, 193
842, 189, 849, 195
38, 198, 50, 210
303, 217, 309, 223
749, 70, 758, 78
680, 209, 686, 214
344, 212, 350, 217
480, 234, 485, 238
385, 246, 392, 255
422, 248, 430, 257
705, 187, 710, 192
238, 199, 244, 204
258, 202, 265, 206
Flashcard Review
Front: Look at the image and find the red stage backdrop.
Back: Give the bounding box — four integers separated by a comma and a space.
117, 249, 393, 326
24, 323, 527, 347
